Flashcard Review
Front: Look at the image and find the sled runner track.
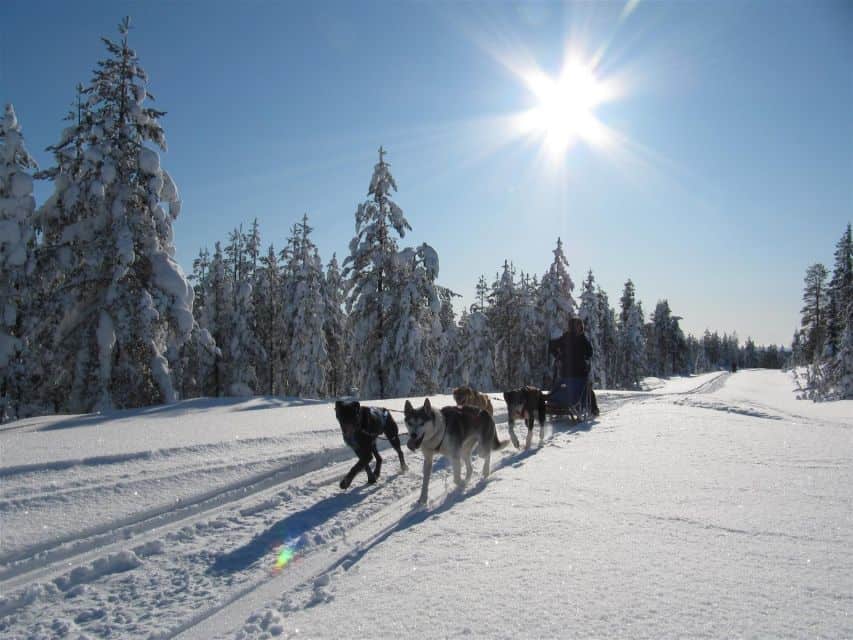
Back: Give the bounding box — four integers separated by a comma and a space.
0, 446, 360, 589
681, 371, 729, 395
167, 476, 426, 640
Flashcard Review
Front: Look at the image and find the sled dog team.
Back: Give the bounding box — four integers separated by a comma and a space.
335, 384, 549, 504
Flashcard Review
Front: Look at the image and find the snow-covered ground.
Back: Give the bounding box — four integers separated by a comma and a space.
1, 370, 851, 639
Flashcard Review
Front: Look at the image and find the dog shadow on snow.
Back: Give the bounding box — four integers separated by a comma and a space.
316, 443, 548, 578
208, 420, 593, 578
206, 478, 398, 576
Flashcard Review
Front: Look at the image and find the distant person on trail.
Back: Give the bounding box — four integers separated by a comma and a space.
548, 318, 600, 417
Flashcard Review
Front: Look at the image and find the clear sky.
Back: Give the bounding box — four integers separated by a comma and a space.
2, 0, 851, 346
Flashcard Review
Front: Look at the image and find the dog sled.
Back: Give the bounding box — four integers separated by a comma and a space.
545, 377, 593, 423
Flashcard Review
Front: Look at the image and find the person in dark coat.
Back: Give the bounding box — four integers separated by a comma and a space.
548, 318, 599, 417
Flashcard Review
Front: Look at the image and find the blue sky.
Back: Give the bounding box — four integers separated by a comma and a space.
2, 0, 851, 346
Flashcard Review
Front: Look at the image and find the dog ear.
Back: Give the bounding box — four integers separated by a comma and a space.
404, 399, 413, 414
424, 397, 431, 413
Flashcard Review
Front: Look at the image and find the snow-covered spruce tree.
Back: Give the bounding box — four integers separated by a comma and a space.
31, 86, 94, 413
826, 225, 852, 357
224, 224, 264, 395
473, 275, 489, 313
517, 271, 540, 386
0, 104, 38, 421
254, 244, 284, 395
38, 20, 191, 411
284, 214, 329, 397
455, 308, 495, 391
539, 237, 576, 338
800, 263, 829, 364
649, 300, 676, 377
199, 242, 233, 396
578, 271, 604, 388
178, 247, 217, 399
385, 243, 443, 396
437, 287, 461, 390
806, 225, 853, 399
596, 285, 617, 388
343, 147, 411, 399
489, 261, 525, 389
323, 253, 348, 397
617, 279, 646, 388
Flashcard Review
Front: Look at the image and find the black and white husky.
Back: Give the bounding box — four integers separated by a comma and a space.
404, 398, 509, 504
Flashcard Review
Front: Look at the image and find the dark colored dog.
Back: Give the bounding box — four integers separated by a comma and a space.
334, 400, 407, 489
502, 386, 547, 450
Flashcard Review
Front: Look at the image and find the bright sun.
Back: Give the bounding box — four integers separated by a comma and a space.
519, 61, 610, 154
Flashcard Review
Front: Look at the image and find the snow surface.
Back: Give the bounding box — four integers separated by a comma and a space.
1, 370, 851, 639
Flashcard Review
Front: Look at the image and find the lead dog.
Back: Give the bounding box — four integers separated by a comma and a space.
404, 398, 509, 504
335, 400, 407, 490
452, 385, 494, 416
503, 386, 547, 450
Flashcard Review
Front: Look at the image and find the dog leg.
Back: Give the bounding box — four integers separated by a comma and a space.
539, 421, 545, 446
481, 446, 491, 478
362, 452, 377, 485
387, 434, 408, 472
451, 453, 464, 487
418, 452, 433, 504
507, 418, 521, 450
340, 458, 366, 490
463, 445, 474, 482
525, 426, 533, 450
371, 444, 383, 480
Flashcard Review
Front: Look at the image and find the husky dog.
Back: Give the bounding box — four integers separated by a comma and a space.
404, 398, 509, 504
452, 385, 494, 416
502, 386, 547, 450
335, 400, 407, 490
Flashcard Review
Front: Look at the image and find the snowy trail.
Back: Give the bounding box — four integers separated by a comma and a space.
0, 386, 616, 637
5, 371, 849, 639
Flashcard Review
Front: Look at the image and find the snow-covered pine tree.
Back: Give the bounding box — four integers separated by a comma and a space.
800, 263, 829, 363
578, 271, 604, 388
456, 308, 495, 391
0, 104, 38, 421
473, 275, 489, 313
200, 242, 233, 396
31, 86, 94, 413
323, 253, 348, 397
617, 279, 645, 388
649, 300, 675, 377
285, 214, 329, 397
38, 19, 192, 411
489, 260, 525, 389
596, 285, 617, 389
826, 225, 851, 355
176, 247, 217, 399
437, 287, 461, 390
517, 271, 540, 385
385, 242, 443, 396
539, 237, 576, 338
224, 224, 263, 395
828, 225, 853, 397
255, 244, 284, 395
343, 147, 412, 399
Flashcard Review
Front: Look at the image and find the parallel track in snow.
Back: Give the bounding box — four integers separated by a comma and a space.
0, 375, 730, 638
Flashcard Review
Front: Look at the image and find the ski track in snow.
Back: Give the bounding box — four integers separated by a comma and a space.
2, 371, 849, 639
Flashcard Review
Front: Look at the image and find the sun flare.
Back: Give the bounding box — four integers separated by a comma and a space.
518, 61, 612, 154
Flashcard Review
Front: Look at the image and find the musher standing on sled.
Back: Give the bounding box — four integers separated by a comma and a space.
548, 317, 600, 417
